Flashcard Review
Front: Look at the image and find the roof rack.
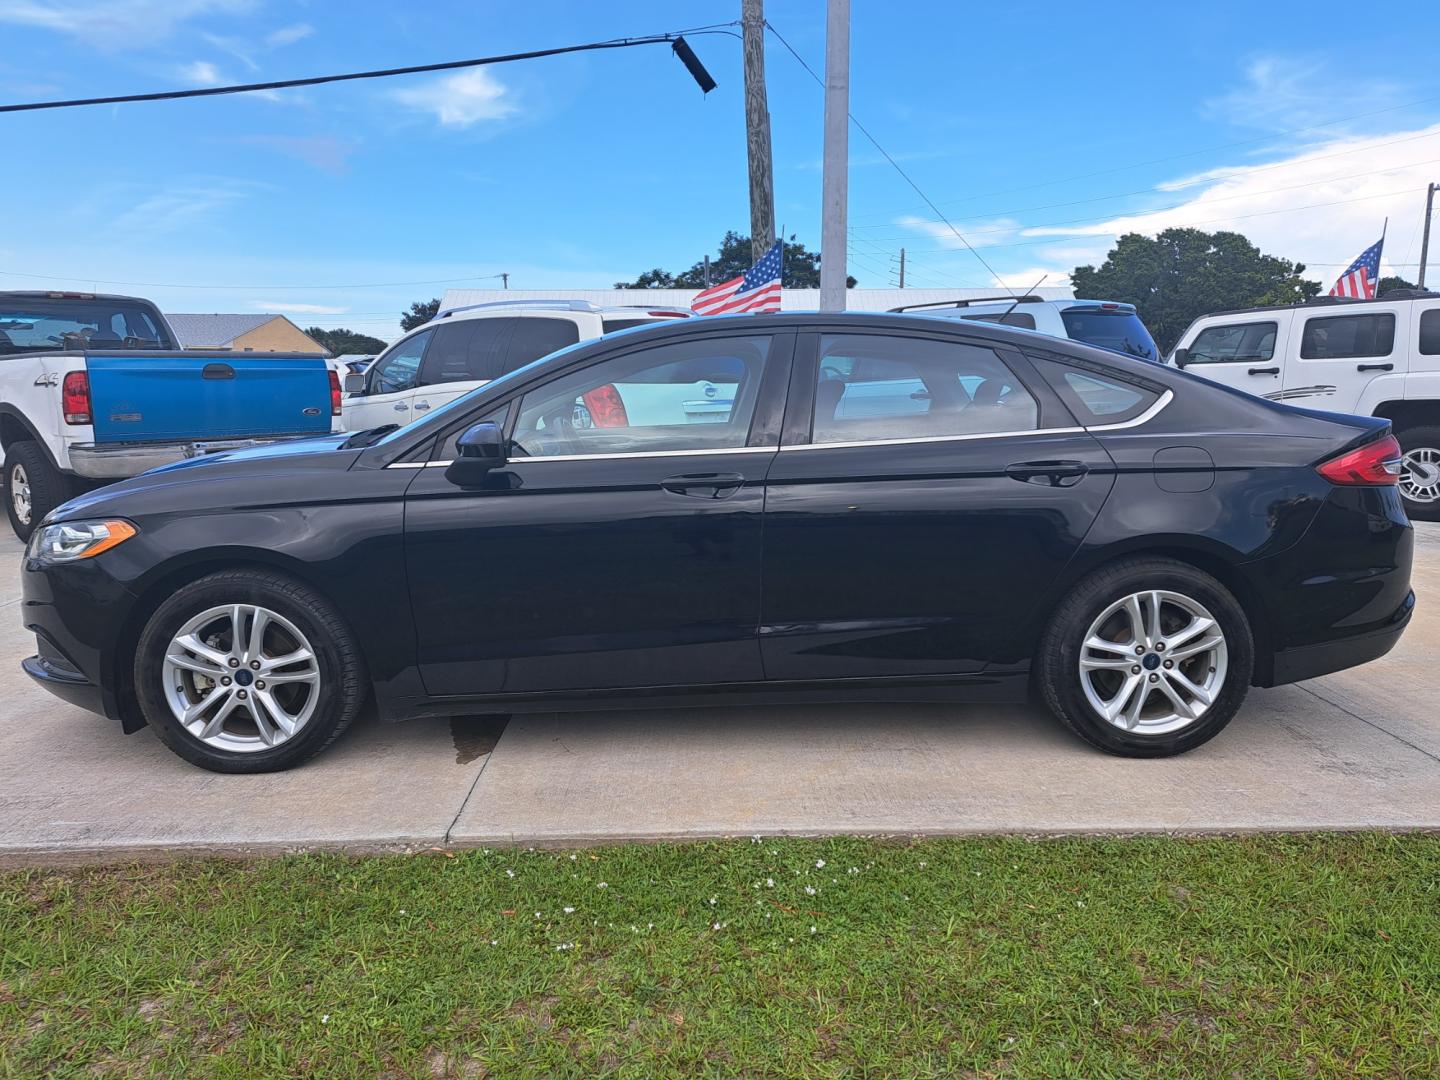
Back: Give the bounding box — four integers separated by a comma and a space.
437, 299, 601, 318
888, 294, 1044, 313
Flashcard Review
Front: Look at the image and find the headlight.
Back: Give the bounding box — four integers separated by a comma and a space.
27, 519, 137, 563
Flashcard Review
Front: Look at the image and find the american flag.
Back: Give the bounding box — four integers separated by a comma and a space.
691, 240, 783, 315
1328, 237, 1384, 299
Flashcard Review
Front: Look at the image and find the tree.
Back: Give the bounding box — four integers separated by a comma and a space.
1071, 228, 1320, 352
615, 231, 857, 289
401, 297, 440, 331
304, 326, 388, 356
1376, 274, 1417, 296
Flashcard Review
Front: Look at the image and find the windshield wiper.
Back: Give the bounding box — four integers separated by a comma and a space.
339, 424, 399, 449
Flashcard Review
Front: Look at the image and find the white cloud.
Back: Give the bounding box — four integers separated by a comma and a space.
250, 301, 346, 315
178, 60, 224, 86
0, 0, 252, 46
894, 215, 1025, 250
266, 22, 312, 48
392, 68, 516, 127
1204, 55, 1407, 135
110, 179, 257, 235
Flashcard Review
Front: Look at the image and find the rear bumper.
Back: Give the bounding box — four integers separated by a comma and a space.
1268, 589, 1415, 686
68, 438, 299, 479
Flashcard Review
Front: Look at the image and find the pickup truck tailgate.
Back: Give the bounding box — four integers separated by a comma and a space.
86, 353, 332, 443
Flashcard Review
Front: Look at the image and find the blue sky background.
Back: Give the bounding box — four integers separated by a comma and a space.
2, 0, 1438, 340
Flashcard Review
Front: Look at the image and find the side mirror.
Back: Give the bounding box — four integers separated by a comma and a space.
444, 421, 507, 488
1171, 348, 1189, 369
343, 372, 367, 395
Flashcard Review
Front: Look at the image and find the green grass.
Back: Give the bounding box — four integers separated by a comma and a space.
2, 835, 1438, 1078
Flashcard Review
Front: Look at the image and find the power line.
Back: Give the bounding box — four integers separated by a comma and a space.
0, 26, 735, 113
765, 19, 1013, 294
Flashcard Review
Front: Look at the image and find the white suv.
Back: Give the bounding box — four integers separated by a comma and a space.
1168, 290, 1440, 519
890, 295, 1162, 362
342, 301, 694, 431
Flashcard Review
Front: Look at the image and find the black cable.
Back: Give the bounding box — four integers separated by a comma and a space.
0, 28, 733, 114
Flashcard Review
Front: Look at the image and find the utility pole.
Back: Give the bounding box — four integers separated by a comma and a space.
898, 248, 906, 288
819, 0, 849, 312
1419, 183, 1437, 290
741, 0, 775, 263
500, 272, 509, 290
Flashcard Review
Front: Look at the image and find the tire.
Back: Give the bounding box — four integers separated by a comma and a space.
134, 569, 367, 773
4, 440, 71, 542
1035, 558, 1254, 758
1395, 425, 1440, 522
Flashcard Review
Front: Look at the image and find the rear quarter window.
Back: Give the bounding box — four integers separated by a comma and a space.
1028, 354, 1162, 426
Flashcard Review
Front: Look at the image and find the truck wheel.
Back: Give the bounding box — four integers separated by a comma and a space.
4, 441, 71, 542
1396, 426, 1440, 521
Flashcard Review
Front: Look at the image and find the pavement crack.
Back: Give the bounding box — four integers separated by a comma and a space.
1298, 683, 1440, 765
444, 726, 501, 845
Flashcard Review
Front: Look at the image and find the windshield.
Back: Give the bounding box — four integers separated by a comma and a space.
0, 298, 173, 354
1060, 308, 1159, 362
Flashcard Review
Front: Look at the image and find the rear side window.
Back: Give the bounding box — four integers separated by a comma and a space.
1419, 308, 1440, 355
421, 321, 502, 384
961, 312, 1037, 329
1029, 355, 1161, 426
1060, 308, 1159, 361
810, 334, 1038, 445
1186, 321, 1277, 364
502, 318, 581, 376
1300, 313, 1395, 359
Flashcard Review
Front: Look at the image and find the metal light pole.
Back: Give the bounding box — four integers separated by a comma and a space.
1419, 182, 1437, 290
819, 0, 849, 312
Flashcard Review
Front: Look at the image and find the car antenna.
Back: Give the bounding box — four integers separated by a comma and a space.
998, 273, 1046, 323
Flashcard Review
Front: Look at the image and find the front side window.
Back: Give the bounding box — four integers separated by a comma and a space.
810, 334, 1038, 445
1300, 313, 1395, 359
510, 335, 772, 457
370, 329, 432, 394
1186, 321, 1277, 364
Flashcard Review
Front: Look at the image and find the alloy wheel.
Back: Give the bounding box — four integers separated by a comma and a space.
162, 604, 321, 753
1078, 590, 1228, 736
10, 464, 30, 526
1399, 447, 1440, 504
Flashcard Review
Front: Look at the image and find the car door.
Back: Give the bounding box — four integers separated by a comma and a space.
760, 329, 1115, 681
410, 315, 586, 418
1177, 317, 1287, 399
402, 329, 793, 697
345, 328, 433, 430
1285, 307, 1401, 413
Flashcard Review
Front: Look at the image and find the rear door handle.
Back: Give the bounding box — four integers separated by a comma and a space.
1006, 460, 1089, 486
1248, 366, 1280, 376
660, 472, 745, 499
414, 401, 431, 411
1357, 362, 1394, 372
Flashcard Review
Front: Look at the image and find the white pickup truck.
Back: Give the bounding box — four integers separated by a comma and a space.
0, 291, 340, 539
1168, 289, 1440, 520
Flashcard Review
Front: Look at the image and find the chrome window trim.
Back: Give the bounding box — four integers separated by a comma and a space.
384, 390, 1174, 467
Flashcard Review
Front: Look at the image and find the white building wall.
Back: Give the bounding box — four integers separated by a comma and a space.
439, 286, 1075, 314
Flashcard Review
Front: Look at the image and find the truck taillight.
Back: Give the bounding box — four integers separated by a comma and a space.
328, 369, 342, 416
62, 371, 91, 425
1316, 434, 1403, 486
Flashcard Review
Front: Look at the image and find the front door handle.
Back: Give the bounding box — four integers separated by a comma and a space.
393, 402, 410, 411
1248, 366, 1280, 376
1357, 362, 1394, 372
1006, 460, 1090, 487
660, 472, 745, 499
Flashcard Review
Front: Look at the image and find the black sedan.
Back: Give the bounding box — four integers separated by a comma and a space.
21, 312, 1414, 772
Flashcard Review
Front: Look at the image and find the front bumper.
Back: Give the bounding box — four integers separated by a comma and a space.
22, 652, 109, 718
1269, 589, 1415, 686
68, 438, 296, 479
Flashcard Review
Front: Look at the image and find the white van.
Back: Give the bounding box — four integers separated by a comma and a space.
1169, 290, 1440, 519
342, 300, 694, 432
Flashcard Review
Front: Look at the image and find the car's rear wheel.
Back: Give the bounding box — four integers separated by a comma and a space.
4, 440, 71, 542
1036, 558, 1253, 757
1395, 425, 1440, 521
134, 569, 366, 772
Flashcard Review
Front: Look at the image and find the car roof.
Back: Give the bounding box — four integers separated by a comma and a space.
0, 290, 156, 304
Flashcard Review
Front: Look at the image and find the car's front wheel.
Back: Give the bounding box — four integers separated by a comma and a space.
134, 569, 366, 772
1036, 558, 1254, 757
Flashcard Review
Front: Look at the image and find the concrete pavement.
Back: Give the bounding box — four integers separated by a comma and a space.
2, 525, 1437, 860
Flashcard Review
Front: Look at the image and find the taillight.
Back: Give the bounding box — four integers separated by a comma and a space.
62, 371, 91, 425
328, 369, 342, 416
1316, 433, 1403, 486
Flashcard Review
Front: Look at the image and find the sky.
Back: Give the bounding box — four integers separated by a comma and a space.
1, 0, 1438, 342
